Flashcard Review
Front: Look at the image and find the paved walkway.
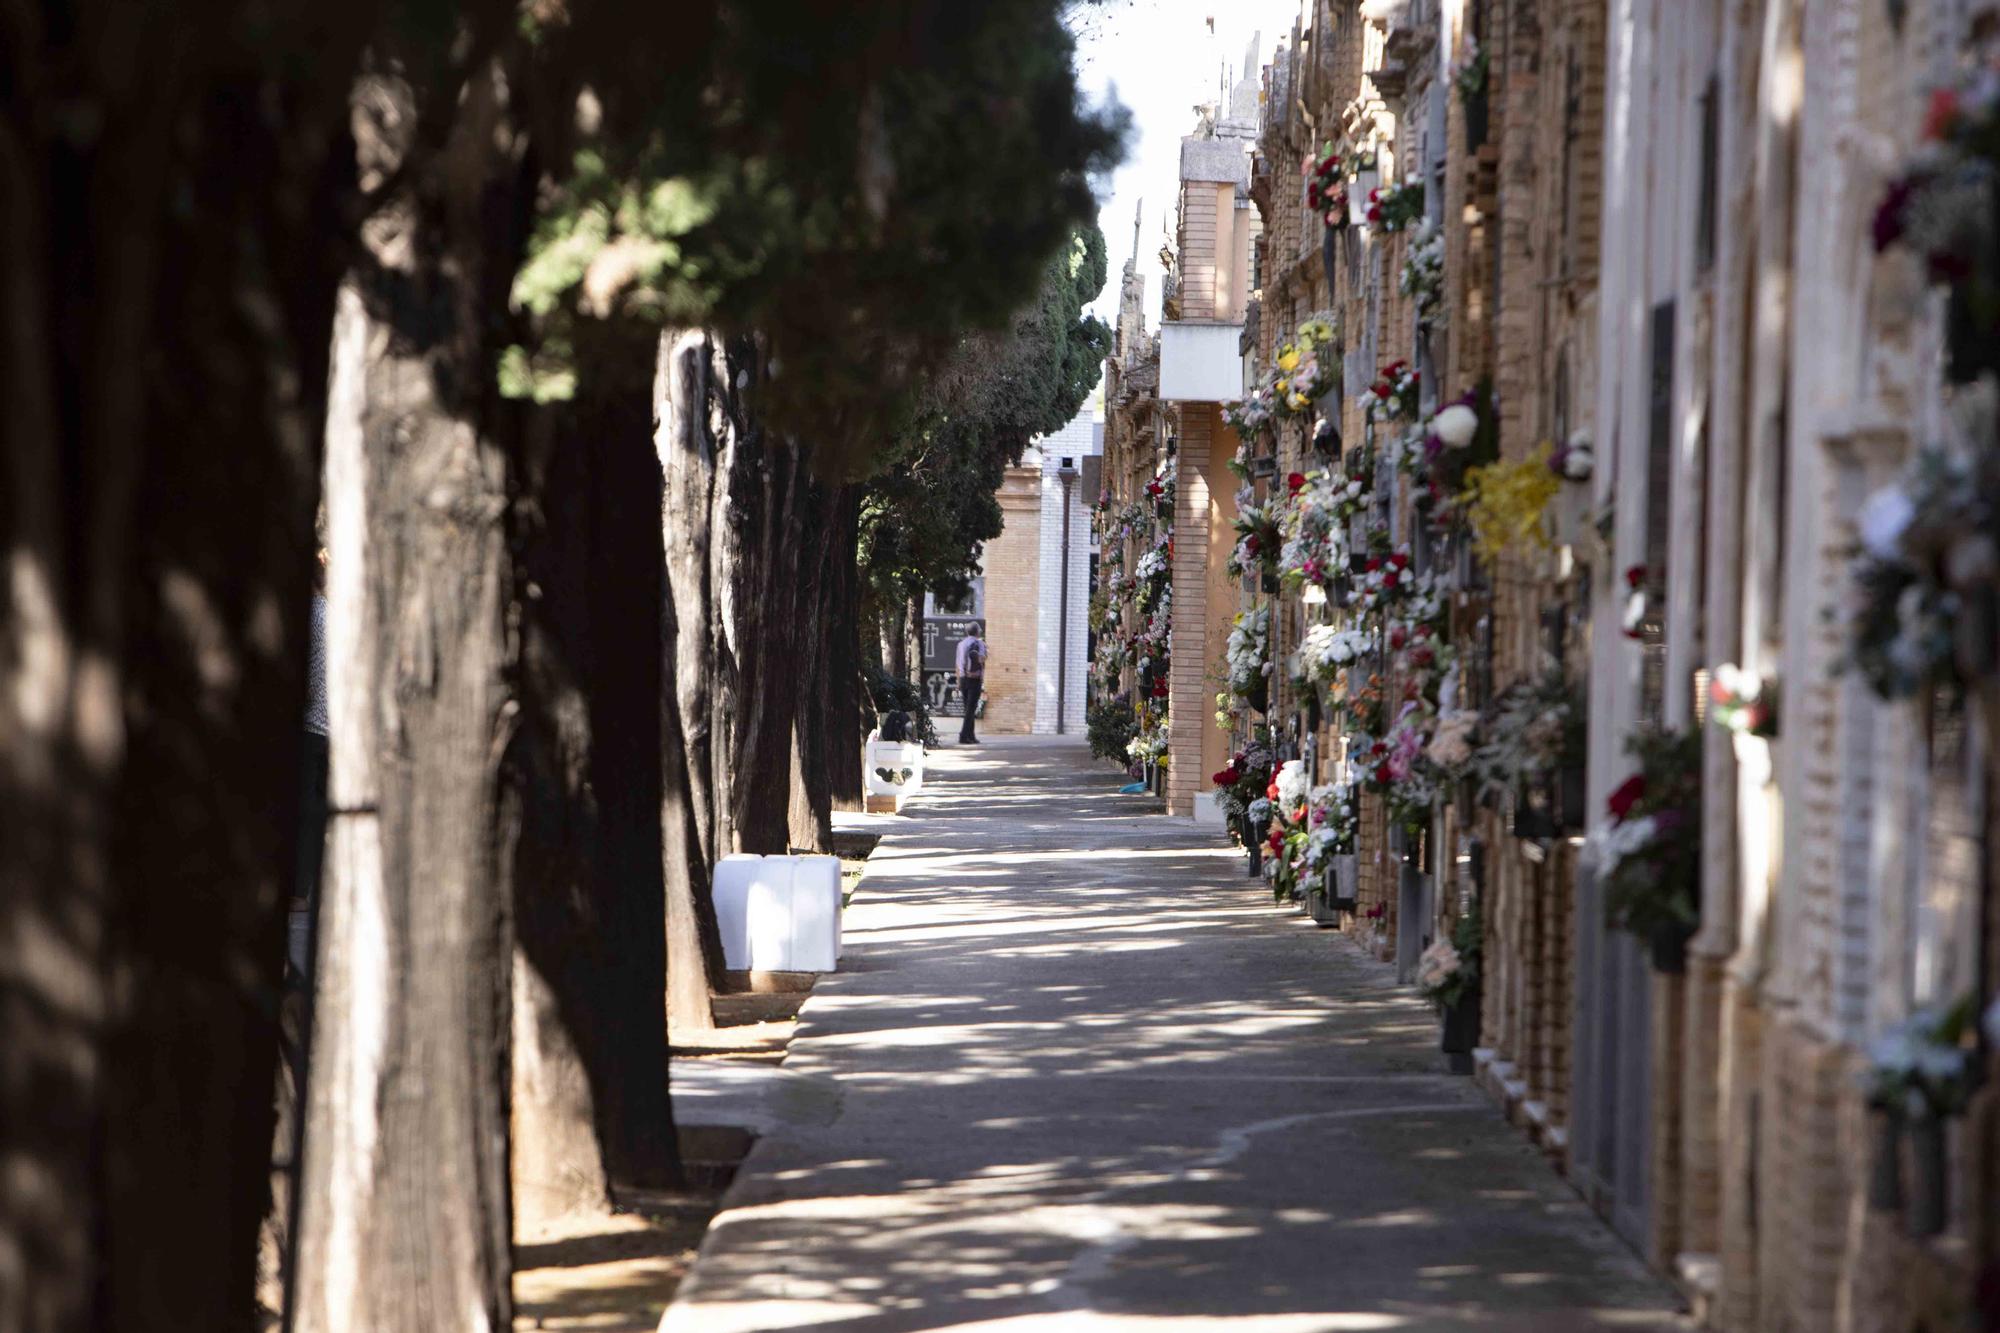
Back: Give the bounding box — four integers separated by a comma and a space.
664, 738, 1685, 1332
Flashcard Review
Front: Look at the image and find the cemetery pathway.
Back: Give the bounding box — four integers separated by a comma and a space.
662, 736, 1685, 1332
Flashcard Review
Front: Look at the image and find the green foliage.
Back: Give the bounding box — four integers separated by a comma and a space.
1600, 725, 1703, 941
1086, 696, 1136, 762
501, 1, 1129, 474
864, 661, 939, 749
859, 223, 1111, 613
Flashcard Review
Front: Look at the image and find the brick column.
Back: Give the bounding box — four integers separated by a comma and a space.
1168, 411, 1214, 816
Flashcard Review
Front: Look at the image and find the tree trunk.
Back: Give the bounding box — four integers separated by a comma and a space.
509, 324, 683, 1237
788, 483, 845, 853
826, 493, 869, 815
885, 596, 911, 680
293, 52, 529, 1330
0, 10, 360, 1329
658, 329, 825, 1017
658, 332, 727, 1033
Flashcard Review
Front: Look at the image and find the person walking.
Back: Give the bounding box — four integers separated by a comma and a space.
954, 626, 988, 745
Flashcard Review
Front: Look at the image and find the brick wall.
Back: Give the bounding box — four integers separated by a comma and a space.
979, 466, 1042, 734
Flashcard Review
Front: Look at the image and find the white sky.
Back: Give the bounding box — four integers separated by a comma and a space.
1073, 0, 1303, 330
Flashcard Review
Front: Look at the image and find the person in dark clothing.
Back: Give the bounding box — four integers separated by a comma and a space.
955, 627, 987, 744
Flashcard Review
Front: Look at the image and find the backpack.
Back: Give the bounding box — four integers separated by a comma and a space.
963, 640, 986, 676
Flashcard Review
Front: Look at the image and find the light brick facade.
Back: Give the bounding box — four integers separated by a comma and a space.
1099, 6, 2000, 1323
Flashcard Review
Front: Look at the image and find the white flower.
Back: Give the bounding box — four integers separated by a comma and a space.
1416, 939, 1461, 990
1581, 814, 1659, 876
1433, 404, 1478, 449
1856, 484, 1915, 561
1561, 445, 1594, 481
1275, 759, 1309, 812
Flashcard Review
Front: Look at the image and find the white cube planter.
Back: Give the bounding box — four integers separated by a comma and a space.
865, 738, 925, 796
712, 854, 843, 973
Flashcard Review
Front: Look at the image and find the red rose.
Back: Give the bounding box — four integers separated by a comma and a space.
1371, 742, 1388, 757
1288, 471, 1307, 493
1382, 572, 1399, 589
1374, 764, 1392, 784
1607, 775, 1647, 820
1924, 88, 1960, 141
1625, 564, 1647, 589
1411, 646, 1434, 668
1389, 626, 1407, 650
1269, 827, 1286, 852
1152, 678, 1169, 698
1366, 556, 1383, 573
1389, 551, 1409, 570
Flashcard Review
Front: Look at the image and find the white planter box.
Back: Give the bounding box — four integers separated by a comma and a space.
865, 738, 925, 796
713, 854, 843, 972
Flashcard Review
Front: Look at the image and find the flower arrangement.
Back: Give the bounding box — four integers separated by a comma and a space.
1303, 141, 1348, 229
1306, 781, 1359, 862
1865, 995, 1980, 1117
1398, 219, 1444, 326
1279, 468, 1369, 589
1126, 724, 1169, 767
1870, 52, 2000, 383
1708, 664, 1778, 738
1426, 709, 1479, 778
1224, 387, 1276, 442
1585, 726, 1702, 954
1472, 671, 1581, 799
1451, 35, 1489, 100
1364, 179, 1425, 233
874, 766, 913, 785
1225, 606, 1273, 711
1459, 443, 1561, 560
1227, 500, 1282, 580
1300, 622, 1371, 684
1547, 430, 1594, 481
1417, 900, 1482, 1009
1212, 737, 1275, 831
1358, 359, 1421, 423
1840, 419, 1998, 701
1228, 315, 1341, 437
1620, 563, 1650, 640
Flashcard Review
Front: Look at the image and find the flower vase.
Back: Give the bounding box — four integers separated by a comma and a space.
1321, 223, 1339, 296
1308, 870, 1341, 927
1332, 854, 1358, 911
1867, 1110, 1903, 1213
1440, 989, 1481, 1056
1552, 483, 1591, 548
1560, 766, 1587, 831
1649, 921, 1694, 974
1246, 822, 1265, 878
1907, 1114, 1949, 1238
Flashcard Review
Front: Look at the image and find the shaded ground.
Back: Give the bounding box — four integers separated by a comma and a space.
663, 736, 1689, 1332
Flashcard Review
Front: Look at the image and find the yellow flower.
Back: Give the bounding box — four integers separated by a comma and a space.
1288, 392, 1309, 410
1459, 443, 1562, 560
1276, 346, 1301, 373
1275, 378, 1290, 395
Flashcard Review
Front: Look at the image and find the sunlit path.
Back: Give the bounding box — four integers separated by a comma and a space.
662, 739, 1684, 1332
